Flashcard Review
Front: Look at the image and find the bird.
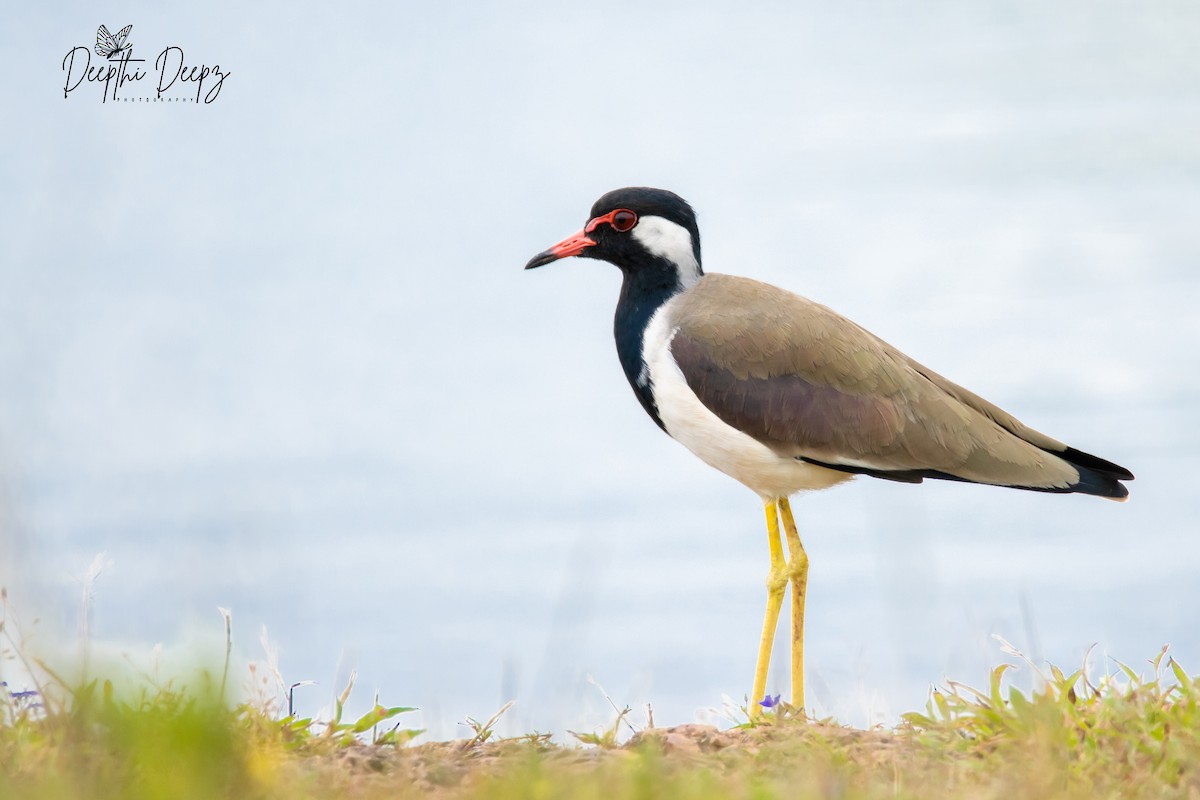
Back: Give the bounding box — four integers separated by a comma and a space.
524, 187, 1133, 717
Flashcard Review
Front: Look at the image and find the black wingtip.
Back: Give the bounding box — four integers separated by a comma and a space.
1059, 459, 1130, 502
1060, 446, 1134, 482
1053, 446, 1133, 501
800, 448, 1134, 501
1071, 469, 1130, 501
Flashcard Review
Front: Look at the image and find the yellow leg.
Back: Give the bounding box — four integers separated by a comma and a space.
750, 499, 788, 719
778, 497, 808, 713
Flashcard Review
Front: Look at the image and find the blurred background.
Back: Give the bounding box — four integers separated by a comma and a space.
2, 1, 1197, 738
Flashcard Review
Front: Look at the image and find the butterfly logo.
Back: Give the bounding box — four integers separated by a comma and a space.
95, 24, 132, 59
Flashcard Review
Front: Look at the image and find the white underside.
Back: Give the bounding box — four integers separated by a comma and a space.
641, 300, 854, 499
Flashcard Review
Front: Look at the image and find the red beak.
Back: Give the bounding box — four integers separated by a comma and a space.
524, 229, 597, 270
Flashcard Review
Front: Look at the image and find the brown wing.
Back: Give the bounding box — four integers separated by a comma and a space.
667, 274, 1129, 494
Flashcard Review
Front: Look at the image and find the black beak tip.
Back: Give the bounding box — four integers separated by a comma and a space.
524, 251, 557, 270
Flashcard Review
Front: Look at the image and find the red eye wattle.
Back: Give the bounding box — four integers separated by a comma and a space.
584, 208, 640, 234
611, 209, 637, 232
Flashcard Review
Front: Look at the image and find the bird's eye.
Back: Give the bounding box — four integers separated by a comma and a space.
611, 209, 637, 232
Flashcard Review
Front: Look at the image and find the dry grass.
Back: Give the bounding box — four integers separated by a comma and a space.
3, 591, 1199, 799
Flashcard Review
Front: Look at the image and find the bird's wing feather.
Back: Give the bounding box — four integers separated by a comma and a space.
667, 274, 1081, 489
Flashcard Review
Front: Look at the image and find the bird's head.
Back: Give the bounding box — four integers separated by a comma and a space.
525, 187, 703, 288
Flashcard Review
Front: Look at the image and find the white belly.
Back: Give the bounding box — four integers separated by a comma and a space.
640, 305, 853, 499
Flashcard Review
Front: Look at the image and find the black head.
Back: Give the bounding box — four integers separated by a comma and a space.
525, 187, 703, 283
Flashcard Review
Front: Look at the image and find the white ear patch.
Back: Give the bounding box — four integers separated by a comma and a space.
632, 215, 701, 288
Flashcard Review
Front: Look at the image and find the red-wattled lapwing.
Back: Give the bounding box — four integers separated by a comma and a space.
524, 187, 1133, 717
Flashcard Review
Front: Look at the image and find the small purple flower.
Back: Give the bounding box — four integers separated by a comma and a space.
11, 690, 39, 701
759, 693, 781, 709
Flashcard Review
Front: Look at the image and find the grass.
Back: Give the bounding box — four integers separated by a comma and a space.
3, 592, 1199, 799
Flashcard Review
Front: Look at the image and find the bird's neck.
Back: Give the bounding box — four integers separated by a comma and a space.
613, 261, 699, 431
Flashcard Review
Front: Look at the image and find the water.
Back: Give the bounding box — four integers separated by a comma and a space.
2, 1, 1198, 738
